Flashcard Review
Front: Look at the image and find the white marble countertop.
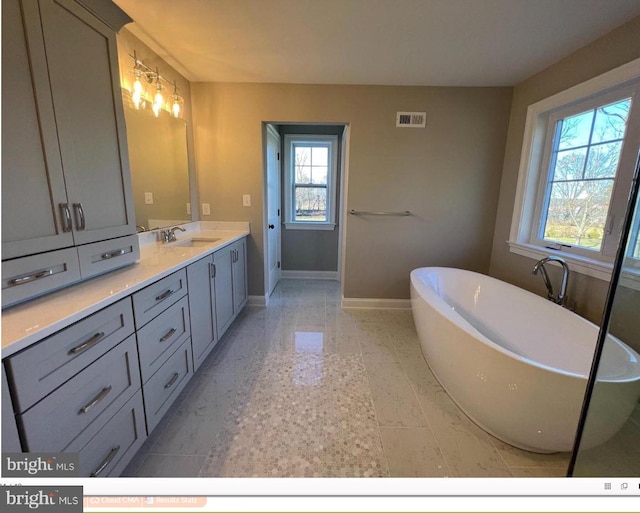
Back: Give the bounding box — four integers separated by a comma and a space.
1, 222, 250, 358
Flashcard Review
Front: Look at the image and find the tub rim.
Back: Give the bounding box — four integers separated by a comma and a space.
410, 266, 639, 382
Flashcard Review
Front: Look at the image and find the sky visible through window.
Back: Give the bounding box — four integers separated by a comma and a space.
542, 97, 631, 251
294, 145, 329, 222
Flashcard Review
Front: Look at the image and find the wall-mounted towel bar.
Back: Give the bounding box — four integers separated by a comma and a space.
349, 209, 412, 216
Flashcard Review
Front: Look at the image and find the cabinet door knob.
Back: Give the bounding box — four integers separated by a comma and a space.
268, 224, 275, 229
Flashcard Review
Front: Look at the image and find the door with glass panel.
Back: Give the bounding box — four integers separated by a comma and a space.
570, 153, 640, 476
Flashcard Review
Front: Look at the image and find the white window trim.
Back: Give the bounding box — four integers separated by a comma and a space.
283, 134, 338, 231
509, 57, 640, 283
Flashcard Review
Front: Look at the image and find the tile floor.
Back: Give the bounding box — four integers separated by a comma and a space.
124, 279, 570, 477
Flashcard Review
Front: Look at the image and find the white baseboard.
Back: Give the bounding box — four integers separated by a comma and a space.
247, 295, 267, 307
281, 270, 338, 280
341, 297, 412, 310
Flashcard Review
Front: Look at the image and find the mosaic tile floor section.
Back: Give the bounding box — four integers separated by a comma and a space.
124, 279, 571, 478
202, 352, 387, 477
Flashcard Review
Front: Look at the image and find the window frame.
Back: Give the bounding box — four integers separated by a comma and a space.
509, 58, 640, 283
283, 134, 338, 231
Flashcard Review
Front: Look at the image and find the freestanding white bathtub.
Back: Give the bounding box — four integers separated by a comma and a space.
410, 267, 640, 453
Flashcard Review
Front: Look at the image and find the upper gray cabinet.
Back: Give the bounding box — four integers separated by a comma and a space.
1, 0, 74, 259
1, 0, 136, 260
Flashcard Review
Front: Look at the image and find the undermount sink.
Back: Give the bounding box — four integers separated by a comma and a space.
169, 237, 221, 247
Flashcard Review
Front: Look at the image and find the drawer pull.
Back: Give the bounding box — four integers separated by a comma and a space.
159, 328, 177, 343
68, 332, 105, 355
155, 289, 174, 302
101, 249, 125, 260
164, 372, 180, 389
9, 269, 53, 286
90, 445, 120, 477
78, 385, 112, 415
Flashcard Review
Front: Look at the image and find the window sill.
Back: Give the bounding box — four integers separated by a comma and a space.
284, 222, 336, 231
507, 241, 613, 282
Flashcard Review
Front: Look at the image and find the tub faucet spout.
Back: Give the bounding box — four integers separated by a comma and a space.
532, 256, 570, 306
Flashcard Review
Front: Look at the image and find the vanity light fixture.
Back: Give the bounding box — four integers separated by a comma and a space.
128, 52, 184, 118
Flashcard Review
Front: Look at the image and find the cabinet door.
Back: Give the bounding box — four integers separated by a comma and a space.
213, 245, 235, 339
232, 239, 248, 312
2, 367, 22, 452
1, 0, 74, 260
187, 256, 217, 372
38, 0, 136, 245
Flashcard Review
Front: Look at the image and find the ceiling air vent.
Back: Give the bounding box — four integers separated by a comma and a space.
396, 112, 426, 128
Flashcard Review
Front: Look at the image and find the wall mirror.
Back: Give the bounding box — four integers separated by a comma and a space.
122, 93, 191, 231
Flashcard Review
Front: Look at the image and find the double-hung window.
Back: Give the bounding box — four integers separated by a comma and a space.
509, 61, 640, 281
283, 135, 338, 230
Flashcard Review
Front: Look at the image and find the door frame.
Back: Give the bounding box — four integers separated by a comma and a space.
261, 121, 349, 303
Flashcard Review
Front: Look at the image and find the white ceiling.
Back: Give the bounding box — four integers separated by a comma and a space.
113, 0, 640, 87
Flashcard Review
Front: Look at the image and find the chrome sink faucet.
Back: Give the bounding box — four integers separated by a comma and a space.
160, 226, 186, 243
532, 256, 570, 306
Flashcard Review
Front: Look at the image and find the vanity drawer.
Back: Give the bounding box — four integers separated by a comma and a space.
137, 295, 191, 383
143, 338, 192, 433
1, 248, 81, 308
66, 391, 146, 477
77, 235, 140, 280
6, 298, 135, 412
132, 268, 187, 328
18, 334, 140, 452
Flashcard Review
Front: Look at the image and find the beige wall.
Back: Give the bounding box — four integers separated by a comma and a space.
488, 15, 640, 323
116, 27, 199, 224
191, 83, 512, 297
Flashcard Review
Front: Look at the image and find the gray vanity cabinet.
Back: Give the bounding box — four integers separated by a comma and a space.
2, 0, 135, 256
38, 0, 136, 246
232, 238, 248, 312
1, 0, 138, 307
187, 256, 218, 372
212, 238, 248, 340
213, 245, 235, 339
1, 368, 21, 453
1, 0, 75, 260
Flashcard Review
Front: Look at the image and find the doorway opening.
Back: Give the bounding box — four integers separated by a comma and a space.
262, 122, 349, 302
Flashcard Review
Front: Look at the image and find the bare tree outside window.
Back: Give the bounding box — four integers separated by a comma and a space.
293, 145, 328, 221
542, 98, 631, 250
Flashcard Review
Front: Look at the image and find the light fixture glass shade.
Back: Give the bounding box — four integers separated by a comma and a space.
132, 75, 143, 109
152, 88, 163, 117
171, 96, 181, 118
